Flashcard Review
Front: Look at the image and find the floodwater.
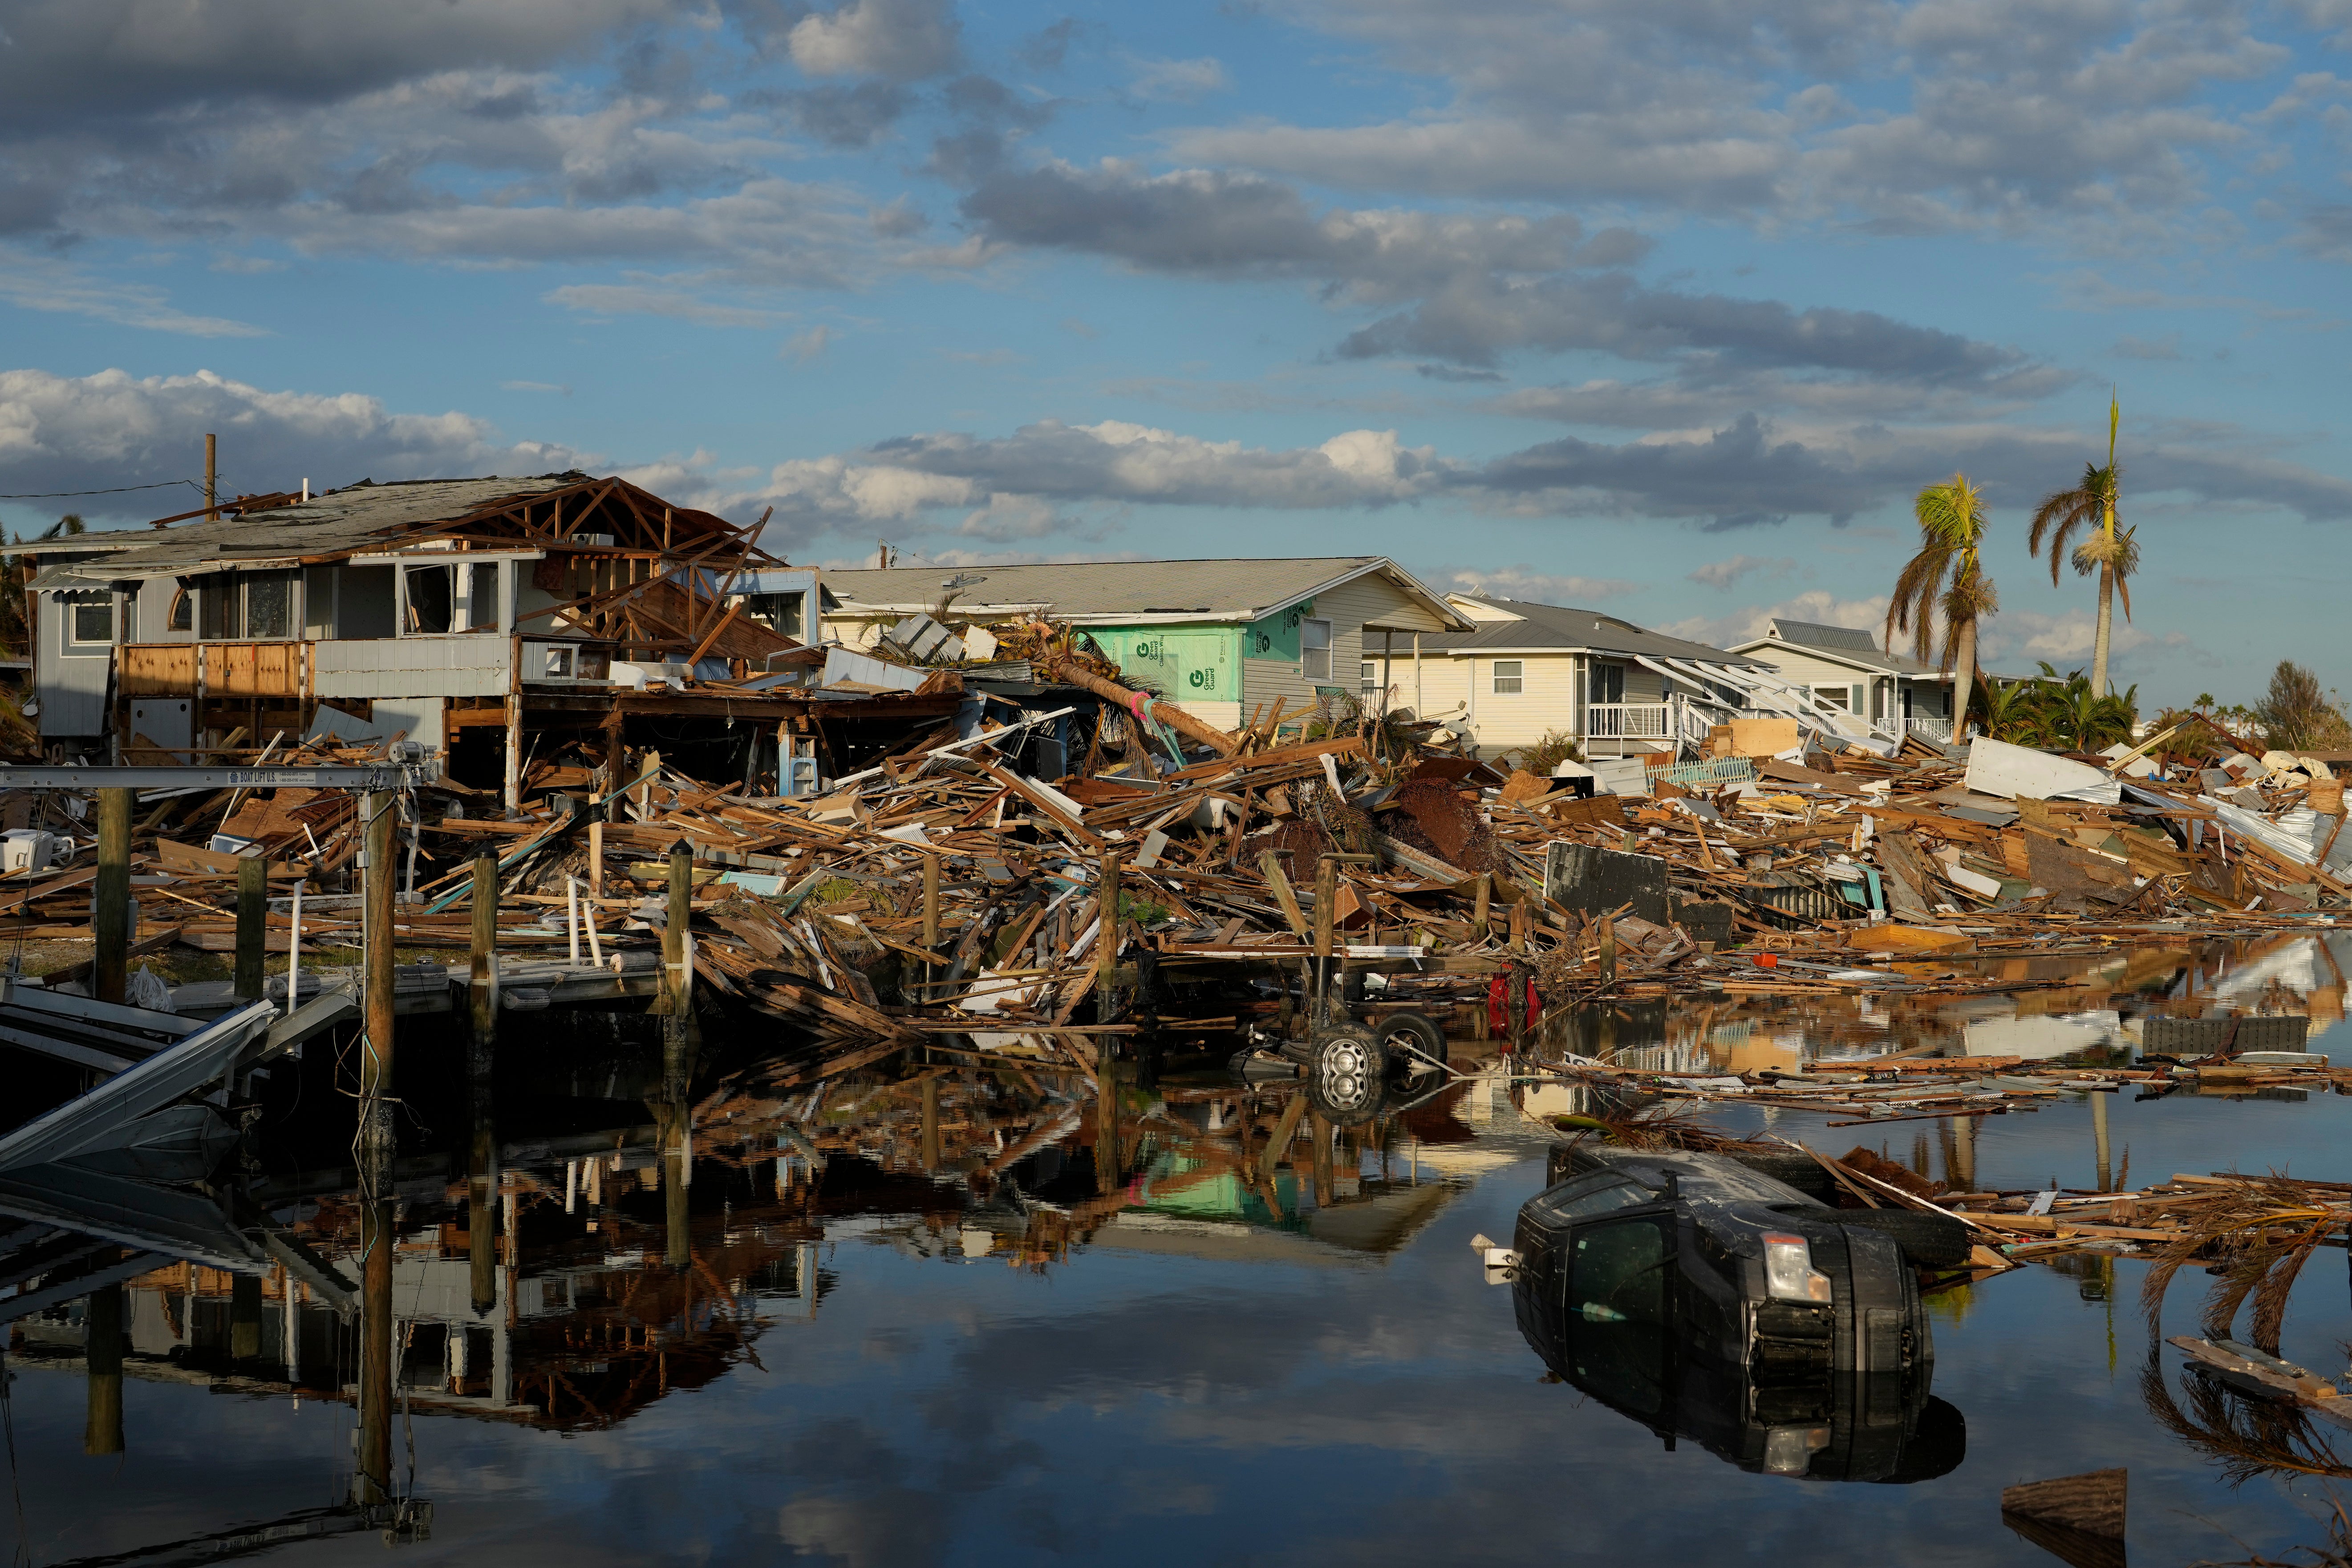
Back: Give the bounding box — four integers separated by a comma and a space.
6, 931, 2352, 1567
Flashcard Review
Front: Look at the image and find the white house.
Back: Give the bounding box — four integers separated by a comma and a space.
1728, 620, 1960, 743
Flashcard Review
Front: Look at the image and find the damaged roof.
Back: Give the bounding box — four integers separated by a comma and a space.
1733, 617, 1954, 681
1420, 594, 1760, 668
29, 475, 585, 583
823, 556, 1470, 631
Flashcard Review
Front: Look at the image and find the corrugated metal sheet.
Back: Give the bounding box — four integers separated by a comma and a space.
314, 636, 511, 699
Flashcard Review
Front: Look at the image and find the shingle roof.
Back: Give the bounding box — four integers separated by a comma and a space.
1734, 616, 1952, 680
1771, 619, 1879, 652
1417, 595, 1757, 667
823, 556, 1468, 628
41, 475, 582, 578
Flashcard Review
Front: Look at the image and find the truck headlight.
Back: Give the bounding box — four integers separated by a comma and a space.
1762, 1423, 1832, 1475
1761, 1232, 1832, 1304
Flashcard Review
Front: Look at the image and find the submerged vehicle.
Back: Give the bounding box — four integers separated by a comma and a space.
1509, 1146, 1965, 1482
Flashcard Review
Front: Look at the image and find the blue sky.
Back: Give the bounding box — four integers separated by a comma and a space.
2, 0, 2349, 705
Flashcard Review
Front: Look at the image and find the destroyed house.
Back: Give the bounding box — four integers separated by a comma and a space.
1411, 593, 1764, 759
822, 556, 1471, 731
1728, 619, 1959, 743
19, 474, 952, 805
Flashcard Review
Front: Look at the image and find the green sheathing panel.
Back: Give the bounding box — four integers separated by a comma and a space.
1244, 600, 1310, 662
1086, 624, 1241, 701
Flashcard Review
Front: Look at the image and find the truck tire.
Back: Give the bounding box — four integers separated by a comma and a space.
1838, 1208, 1973, 1271
1375, 1011, 1447, 1074
1719, 1150, 1837, 1203
1307, 1026, 1387, 1126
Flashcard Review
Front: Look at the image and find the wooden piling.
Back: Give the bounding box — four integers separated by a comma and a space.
1471, 872, 1492, 941
466, 854, 499, 1313
93, 787, 132, 1005
229, 1272, 262, 1363
662, 843, 695, 1272
84, 1282, 124, 1456
662, 844, 697, 1092
1312, 855, 1337, 1025
921, 1075, 941, 1172
922, 850, 941, 1000
234, 852, 267, 1002
1096, 850, 1121, 1029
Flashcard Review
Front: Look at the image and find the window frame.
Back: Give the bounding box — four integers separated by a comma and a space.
1359, 659, 1381, 696
1300, 616, 1333, 681
66, 594, 116, 648
1492, 658, 1524, 695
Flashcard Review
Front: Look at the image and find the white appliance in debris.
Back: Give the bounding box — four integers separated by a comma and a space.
1, 830, 70, 874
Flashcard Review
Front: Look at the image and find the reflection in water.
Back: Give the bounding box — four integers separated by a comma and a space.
1514, 1261, 1965, 1483
2, 960, 2350, 1563
1525, 931, 2352, 1102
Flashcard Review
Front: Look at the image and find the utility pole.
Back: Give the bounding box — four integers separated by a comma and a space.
204, 434, 216, 523
354, 790, 396, 1506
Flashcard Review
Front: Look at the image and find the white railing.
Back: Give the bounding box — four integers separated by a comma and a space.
1586, 702, 1670, 740
1905, 716, 1953, 742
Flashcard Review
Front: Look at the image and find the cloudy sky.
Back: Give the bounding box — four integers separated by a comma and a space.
2, 0, 2349, 703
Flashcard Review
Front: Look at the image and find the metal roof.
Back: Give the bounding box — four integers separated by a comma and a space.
29, 475, 583, 580
1416, 594, 1759, 668
822, 556, 1470, 629
1731, 617, 1952, 680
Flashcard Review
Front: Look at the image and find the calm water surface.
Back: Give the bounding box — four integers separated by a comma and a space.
6, 932, 2352, 1566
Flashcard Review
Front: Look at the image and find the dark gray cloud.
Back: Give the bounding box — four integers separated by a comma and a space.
0, 0, 671, 132
769, 81, 913, 146
961, 159, 2038, 383
720, 403, 2352, 543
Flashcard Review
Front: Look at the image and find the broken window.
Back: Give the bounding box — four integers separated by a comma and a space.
466, 562, 501, 632
1301, 617, 1332, 681
199, 575, 240, 640
405, 564, 454, 634
168, 582, 192, 632
748, 591, 806, 641
1492, 659, 1524, 695
68, 596, 114, 645
244, 571, 293, 639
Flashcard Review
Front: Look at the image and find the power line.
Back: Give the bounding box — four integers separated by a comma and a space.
0, 479, 204, 501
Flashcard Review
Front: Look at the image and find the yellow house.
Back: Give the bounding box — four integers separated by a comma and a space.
1406, 592, 1763, 762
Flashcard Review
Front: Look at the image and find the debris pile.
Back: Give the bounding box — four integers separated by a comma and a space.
0, 623, 2345, 1091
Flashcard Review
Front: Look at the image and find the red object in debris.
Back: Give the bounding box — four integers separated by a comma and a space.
1488, 970, 1509, 1034
1525, 975, 1542, 1029
1753, 953, 1780, 968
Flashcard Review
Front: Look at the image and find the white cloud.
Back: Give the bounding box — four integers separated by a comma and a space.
1126, 56, 1232, 102
788, 0, 960, 82
1688, 553, 1794, 590
783, 324, 833, 362
546, 284, 789, 328
0, 366, 588, 511
957, 493, 1060, 539
1445, 566, 1642, 603
0, 248, 267, 338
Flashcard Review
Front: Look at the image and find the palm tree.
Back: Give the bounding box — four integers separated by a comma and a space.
2030, 395, 2138, 696
0, 512, 84, 657
1887, 473, 1997, 740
